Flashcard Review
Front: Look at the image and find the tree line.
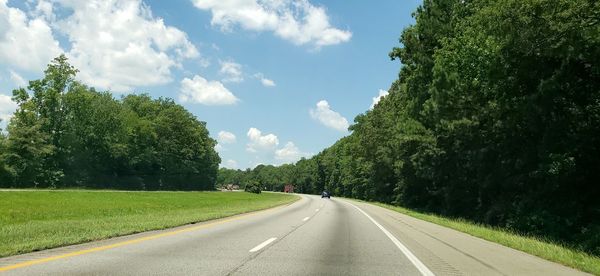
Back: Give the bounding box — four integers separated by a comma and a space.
218, 0, 600, 255
0, 55, 220, 190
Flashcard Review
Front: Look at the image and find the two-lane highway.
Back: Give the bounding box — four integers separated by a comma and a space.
0, 194, 588, 275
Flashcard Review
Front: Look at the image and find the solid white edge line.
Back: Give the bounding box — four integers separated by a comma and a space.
303, 216, 310, 221
349, 203, 435, 276
249, 237, 277, 253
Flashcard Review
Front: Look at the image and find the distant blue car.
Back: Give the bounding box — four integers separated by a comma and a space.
321, 191, 330, 198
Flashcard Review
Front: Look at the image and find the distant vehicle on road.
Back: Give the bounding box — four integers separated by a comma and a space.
321, 191, 331, 198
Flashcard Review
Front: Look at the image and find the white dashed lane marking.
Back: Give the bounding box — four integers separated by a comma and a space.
249, 238, 277, 253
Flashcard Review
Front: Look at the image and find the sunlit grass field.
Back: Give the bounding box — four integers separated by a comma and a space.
0, 190, 298, 257
369, 202, 600, 275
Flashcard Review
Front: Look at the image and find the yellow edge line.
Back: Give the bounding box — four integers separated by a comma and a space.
0, 201, 294, 272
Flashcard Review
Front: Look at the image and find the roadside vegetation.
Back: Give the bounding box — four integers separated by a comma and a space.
0, 56, 219, 190
0, 190, 298, 257
218, 0, 600, 260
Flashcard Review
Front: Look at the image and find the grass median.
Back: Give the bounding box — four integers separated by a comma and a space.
0, 190, 299, 258
365, 201, 600, 275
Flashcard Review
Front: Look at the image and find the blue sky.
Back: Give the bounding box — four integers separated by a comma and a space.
0, 0, 421, 169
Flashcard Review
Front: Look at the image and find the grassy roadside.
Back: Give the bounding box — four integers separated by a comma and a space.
0, 190, 299, 258
358, 200, 599, 275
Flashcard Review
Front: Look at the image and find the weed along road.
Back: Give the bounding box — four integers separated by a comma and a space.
0, 195, 587, 275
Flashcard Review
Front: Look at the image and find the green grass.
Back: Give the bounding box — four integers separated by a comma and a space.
0, 190, 299, 258
362, 201, 600, 275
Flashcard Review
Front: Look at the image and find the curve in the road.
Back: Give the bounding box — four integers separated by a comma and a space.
0, 194, 589, 276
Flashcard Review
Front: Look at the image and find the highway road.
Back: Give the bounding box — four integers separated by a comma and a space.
0, 194, 588, 275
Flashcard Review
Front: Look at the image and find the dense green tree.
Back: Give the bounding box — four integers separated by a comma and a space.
216, 168, 246, 188
244, 179, 262, 194
2, 56, 220, 191
0, 123, 15, 187
5, 86, 59, 187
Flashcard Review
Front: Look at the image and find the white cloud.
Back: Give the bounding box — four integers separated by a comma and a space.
254, 73, 276, 87
260, 78, 276, 87
214, 143, 224, 152
1, 0, 200, 93
179, 75, 239, 105
245, 127, 308, 165
219, 60, 243, 83
246, 127, 279, 153
0, 0, 62, 72
370, 89, 388, 109
198, 57, 211, 68
218, 130, 237, 144
30, 0, 55, 22
309, 100, 348, 131
56, 0, 199, 92
275, 141, 309, 163
192, 0, 352, 48
0, 94, 17, 122
223, 159, 238, 169
9, 70, 27, 87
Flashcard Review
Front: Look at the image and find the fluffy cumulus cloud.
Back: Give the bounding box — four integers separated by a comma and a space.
1, 0, 199, 93
57, 0, 199, 92
192, 0, 352, 48
245, 127, 309, 165
309, 100, 349, 131
179, 75, 239, 105
246, 127, 279, 153
219, 60, 243, 83
371, 89, 388, 109
31, 0, 56, 22
218, 130, 237, 144
275, 142, 309, 163
0, 94, 17, 122
0, 0, 62, 72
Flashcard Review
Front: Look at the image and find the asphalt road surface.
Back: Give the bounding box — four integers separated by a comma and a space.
0, 194, 588, 275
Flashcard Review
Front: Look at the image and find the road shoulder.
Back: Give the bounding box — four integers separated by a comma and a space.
343, 199, 592, 276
